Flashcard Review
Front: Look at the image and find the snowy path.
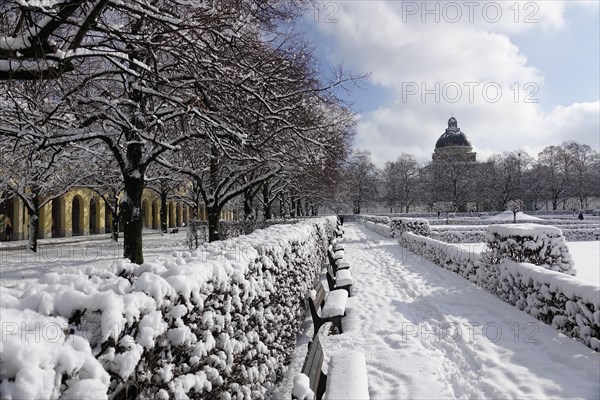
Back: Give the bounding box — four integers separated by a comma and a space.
320, 223, 599, 399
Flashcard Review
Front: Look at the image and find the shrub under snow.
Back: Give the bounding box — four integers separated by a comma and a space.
496, 261, 600, 351
364, 221, 391, 238
361, 215, 390, 225
400, 233, 482, 283
390, 217, 430, 238
400, 230, 599, 349
484, 224, 576, 275
0, 217, 337, 399
430, 230, 486, 244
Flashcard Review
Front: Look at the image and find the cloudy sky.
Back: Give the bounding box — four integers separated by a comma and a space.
298, 0, 599, 166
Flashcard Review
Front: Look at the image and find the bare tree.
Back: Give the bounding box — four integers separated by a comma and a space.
426, 159, 478, 212
382, 153, 421, 213
538, 145, 570, 210
0, 139, 88, 251
345, 150, 379, 214
563, 141, 598, 209
1, 1, 343, 262
506, 199, 524, 223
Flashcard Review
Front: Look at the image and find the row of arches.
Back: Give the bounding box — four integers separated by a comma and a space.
1, 188, 234, 241
140, 199, 191, 230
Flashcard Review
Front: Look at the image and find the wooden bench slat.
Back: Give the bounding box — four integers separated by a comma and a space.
308, 281, 346, 338
294, 338, 369, 400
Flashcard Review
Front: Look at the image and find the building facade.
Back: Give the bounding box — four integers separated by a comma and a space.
429, 116, 480, 211
432, 117, 476, 162
0, 188, 234, 241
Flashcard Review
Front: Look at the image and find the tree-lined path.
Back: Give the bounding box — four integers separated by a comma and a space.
314, 223, 599, 399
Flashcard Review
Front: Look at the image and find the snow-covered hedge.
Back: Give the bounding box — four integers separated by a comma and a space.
188, 219, 302, 247
0, 217, 337, 399
484, 224, 576, 275
390, 217, 430, 238
400, 231, 599, 349
430, 230, 486, 244
364, 221, 391, 238
494, 261, 600, 350
561, 228, 600, 242
361, 215, 390, 225
430, 225, 599, 243
400, 233, 482, 282
429, 218, 600, 226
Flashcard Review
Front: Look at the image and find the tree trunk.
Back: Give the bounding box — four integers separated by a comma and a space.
262, 184, 272, 220
121, 174, 144, 264
207, 205, 221, 242
160, 190, 168, 233
111, 212, 119, 242
290, 197, 296, 218
243, 188, 254, 220
27, 200, 40, 252
279, 194, 285, 218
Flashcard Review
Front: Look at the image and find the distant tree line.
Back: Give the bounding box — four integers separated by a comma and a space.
337, 141, 600, 214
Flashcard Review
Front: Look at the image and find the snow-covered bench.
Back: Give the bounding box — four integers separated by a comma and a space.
326, 263, 353, 297
292, 336, 370, 400
308, 282, 348, 338
327, 249, 349, 273
331, 240, 344, 252
334, 224, 344, 238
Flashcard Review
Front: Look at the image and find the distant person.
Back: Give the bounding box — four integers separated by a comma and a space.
4, 223, 12, 241
578, 212, 584, 220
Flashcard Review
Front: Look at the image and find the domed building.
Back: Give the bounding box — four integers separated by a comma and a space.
432, 117, 476, 162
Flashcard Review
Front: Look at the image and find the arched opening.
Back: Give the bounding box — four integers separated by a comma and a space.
176, 203, 181, 227
89, 198, 97, 234
105, 204, 112, 234
183, 206, 188, 226
168, 202, 174, 228
0, 214, 12, 241
72, 196, 83, 236
51, 197, 62, 237
152, 200, 159, 229
142, 199, 149, 228
0, 195, 15, 241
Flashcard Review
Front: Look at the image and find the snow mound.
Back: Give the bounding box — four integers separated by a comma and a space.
487, 210, 542, 221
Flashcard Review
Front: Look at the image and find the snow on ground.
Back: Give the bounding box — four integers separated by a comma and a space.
0, 232, 187, 288
568, 241, 600, 287
280, 223, 600, 399
2, 226, 599, 399
487, 211, 542, 221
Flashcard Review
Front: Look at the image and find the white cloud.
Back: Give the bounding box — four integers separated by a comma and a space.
310, 0, 599, 166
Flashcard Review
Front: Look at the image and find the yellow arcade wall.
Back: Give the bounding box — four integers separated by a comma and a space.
1, 187, 235, 241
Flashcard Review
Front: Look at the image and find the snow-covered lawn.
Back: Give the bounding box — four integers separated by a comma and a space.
280, 223, 599, 399
486, 210, 543, 221
568, 241, 600, 286
0, 232, 187, 288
